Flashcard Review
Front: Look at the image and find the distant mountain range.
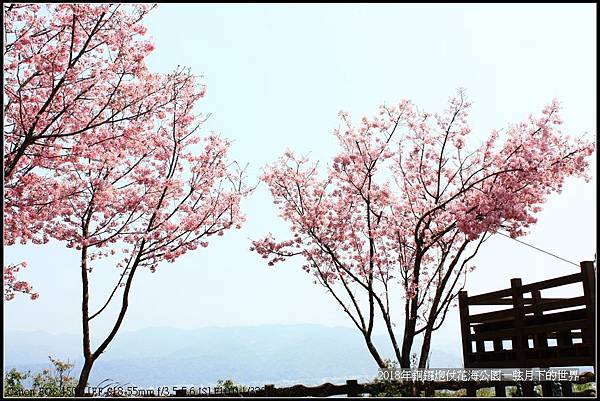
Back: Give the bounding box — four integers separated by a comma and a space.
4, 325, 462, 388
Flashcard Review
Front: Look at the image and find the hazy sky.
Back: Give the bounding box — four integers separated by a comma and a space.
4, 4, 596, 353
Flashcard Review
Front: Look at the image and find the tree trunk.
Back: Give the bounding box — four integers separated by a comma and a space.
4, 140, 28, 178
381, 311, 403, 364
401, 251, 423, 368
418, 328, 433, 368
401, 297, 417, 367
78, 224, 93, 397
417, 242, 470, 368
80, 243, 92, 359
75, 356, 94, 397
365, 336, 388, 368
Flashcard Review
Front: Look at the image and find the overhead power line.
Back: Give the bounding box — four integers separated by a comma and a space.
495, 231, 581, 268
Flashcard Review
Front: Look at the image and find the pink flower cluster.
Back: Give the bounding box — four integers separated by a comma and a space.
4, 262, 39, 301
253, 90, 595, 302
4, 4, 251, 298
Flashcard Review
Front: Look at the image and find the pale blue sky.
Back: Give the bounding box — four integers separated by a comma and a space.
4, 4, 596, 352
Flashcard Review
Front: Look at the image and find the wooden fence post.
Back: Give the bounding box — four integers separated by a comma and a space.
346, 379, 358, 397
560, 381, 573, 397
511, 278, 535, 397
459, 291, 477, 397
424, 381, 435, 397
510, 279, 526, 363
458, 291, 471, 366
494, 383, 506, 397
532, 289, 554, 397
466, 383, 477, 397
531, 289, 549, 353
264, 384, 275, 397
580, 261, 596, 356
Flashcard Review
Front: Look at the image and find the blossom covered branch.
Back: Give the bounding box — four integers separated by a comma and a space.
253, 90, 594, 367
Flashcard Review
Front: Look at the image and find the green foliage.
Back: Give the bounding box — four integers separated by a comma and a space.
215, 379, 251, 395
216, 379, 238, 391
3, 356, 76, 397
4, 368, 30, 396
507, 383, 543, 397
370, 381, 415, 397
435, 388, 466, 397
476, 387, 495, 397
507, 384, 521, 397
32, 357, 77, 397
573, 382, 595, 393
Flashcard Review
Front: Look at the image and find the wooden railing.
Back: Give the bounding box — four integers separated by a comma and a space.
171, 373, 596, 397
166, 261, 597, 398
458, 260, 596, 396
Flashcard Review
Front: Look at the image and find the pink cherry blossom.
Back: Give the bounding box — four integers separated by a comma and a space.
3, 4, 251, 395
4, 262, 39, 301
253, 89, 595, 368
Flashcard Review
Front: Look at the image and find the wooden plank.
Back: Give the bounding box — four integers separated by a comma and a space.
470, 325, 585, 342
471, 349, 515, 360
523, 296, 586, 315
473, 319, 515, 332
520, 272, 582, 293
544, 332, 582, 339
469, 307, 516, 323
476, 331, 582, 341
472, 327, 518, 341
473, 308, 587, 334
469, 297, 513, 305
525, 308, 587, 325
522, 319, 589, 335
469, 296, 565, 305
466, 355, 594, 368
467, 288, 512, 304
